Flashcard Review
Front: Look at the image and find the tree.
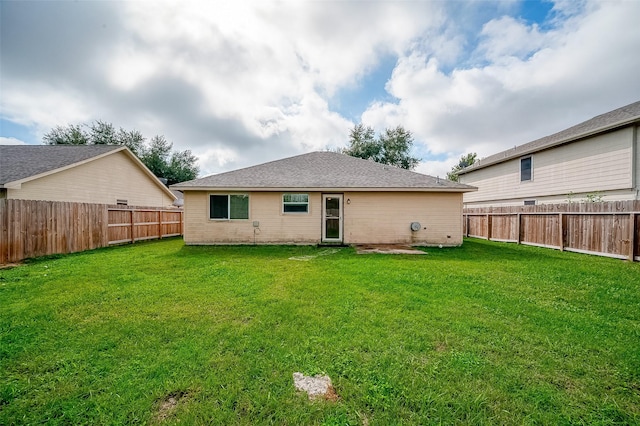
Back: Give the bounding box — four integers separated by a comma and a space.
89, 120, 117, 145
42, 124, 89, 145
140, 135, 172, 179
446, 152, 478, 182
378, 126, 420, 170
42, 121, 198, 184
342, 124, 419, 170
117, 129, 145, 156
343, 123, 380, 161
166, 149, 199, 185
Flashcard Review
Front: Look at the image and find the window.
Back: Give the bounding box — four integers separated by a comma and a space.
520, 157, 532, 182
209, 194, 249, 220
116, 199, 128, 206
524, 200, 536, 206
283, 193, 309, 213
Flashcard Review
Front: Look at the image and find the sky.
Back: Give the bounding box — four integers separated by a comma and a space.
1, 0, 639, 179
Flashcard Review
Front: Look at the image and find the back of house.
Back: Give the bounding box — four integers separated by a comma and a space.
172, 151, 476, 246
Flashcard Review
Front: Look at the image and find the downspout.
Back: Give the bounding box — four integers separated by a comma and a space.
633, 124, 639, 199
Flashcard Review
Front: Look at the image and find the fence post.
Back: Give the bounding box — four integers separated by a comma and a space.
487, 214, 492, 241
130, 209, 135, 243
630, 212, 637, 262
559, 213, 564, 251
158, 210, 163, 239
516, 213, 521, 244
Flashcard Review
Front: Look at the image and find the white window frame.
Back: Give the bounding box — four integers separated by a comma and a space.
520, 156, 533, 182
209, 194, 250, 220
282, 193, 309, 214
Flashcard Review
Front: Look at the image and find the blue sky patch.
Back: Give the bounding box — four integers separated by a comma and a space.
0, 119, 37, 144
518, 0, 555, 28
329, 54, 398, 122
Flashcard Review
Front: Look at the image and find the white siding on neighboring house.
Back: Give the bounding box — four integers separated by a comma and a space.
635, 125, 640, 199
461, 127, 636, 206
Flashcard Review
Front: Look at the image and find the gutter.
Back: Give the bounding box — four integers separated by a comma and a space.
169, 186, 478, 193
458, 116, 640, 175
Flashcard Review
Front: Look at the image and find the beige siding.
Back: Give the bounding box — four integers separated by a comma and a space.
7, 151, 173, 207
343, 192, 463, 245
184, 191, 322, 244
184, 190, 464, 246
461, 128, 634, 205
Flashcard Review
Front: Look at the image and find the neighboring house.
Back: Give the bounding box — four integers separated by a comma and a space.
0, 145, 176, 207
458, 100, 640, 207
171, 151, 476, 246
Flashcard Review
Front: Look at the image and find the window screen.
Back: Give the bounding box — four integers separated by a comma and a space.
283, 194, 309, 213
229, 195, 249, 219
521, 157, 532, 181
210, 194, 249, 219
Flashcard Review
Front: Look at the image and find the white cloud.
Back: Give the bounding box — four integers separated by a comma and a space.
0, 137, 28, 145
476, 16, 547, 63
1, 0, 638, 181
363, 0, 640, 176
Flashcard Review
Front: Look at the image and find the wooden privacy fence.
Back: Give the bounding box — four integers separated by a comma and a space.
0, 199, 183, 265
464, 201, 640, 262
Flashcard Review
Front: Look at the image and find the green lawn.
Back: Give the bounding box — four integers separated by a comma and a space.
1, 239, 639, 425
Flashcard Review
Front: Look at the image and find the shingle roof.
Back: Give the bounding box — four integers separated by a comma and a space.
458, 100, 640, 175
0, 144, 122, 185
172, 151, 476, 192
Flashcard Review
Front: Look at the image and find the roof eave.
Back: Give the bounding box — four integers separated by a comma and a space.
1, 147, 129, 187
458, 116, 640, 175
171, 186, 477, 193
119, 148, 177, 201
2, 146, 177, 201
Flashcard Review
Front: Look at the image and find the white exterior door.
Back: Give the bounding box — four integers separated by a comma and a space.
322, 194, 343, 243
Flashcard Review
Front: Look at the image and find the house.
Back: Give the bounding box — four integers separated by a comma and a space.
0, 145, 176, 207
171, 151, 476, 246
457, 100, 640, 207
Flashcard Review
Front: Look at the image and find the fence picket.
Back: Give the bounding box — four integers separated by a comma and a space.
464, 201, 640, 262
0, 199, 183, 264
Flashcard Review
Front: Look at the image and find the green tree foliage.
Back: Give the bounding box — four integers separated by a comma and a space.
43, 121, 198, 184
167, 149, 200, 185
140, 135, 172, 179
342, 124, 419, 170
42, 124, 89, 145
446, 152, 478, 182
378, 126, 420, 170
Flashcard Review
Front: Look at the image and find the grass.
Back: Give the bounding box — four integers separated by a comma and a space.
1, 238, 639, 425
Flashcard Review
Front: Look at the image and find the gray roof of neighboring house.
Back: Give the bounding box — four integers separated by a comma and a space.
172, 151, 476, 192
458, 100, 640, 175
0, 144, 176, 200
0, 144, 122, 185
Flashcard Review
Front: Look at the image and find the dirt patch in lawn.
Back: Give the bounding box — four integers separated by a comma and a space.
355, 244, 426, 255
289, 248, 341, 261
155, 391, 189, 422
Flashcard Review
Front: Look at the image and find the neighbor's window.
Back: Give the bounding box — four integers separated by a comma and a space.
283, 193, 309, 213
520, 156, 532, 182
524, 200, 536, 206
210, 194, 249, 220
